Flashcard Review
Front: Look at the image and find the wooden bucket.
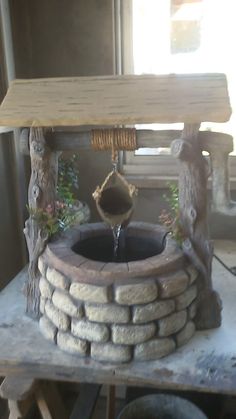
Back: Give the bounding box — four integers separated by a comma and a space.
93, 171, 137, 227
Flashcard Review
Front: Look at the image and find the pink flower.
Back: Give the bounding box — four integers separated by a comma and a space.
45, 204, 53, 214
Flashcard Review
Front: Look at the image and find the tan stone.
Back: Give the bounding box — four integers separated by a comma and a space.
91, 342, 132, 363
158, 310, 187, 337
70, 283, 109, 303
175, 285, 197, 310
39, 315, 57, 342
176, 321, 196, 347
38, 256, 47, 277
39, 276, 54, 299
52, 289, 83, 318
57, 331, 87, 355
188, 300, 197, 320
157, 271, 189, 298
133, 299, 175, 323
186, 265, 199, 284
134, 338, 176, 360
71, 318, 109, 343
47, 267, 69, 290
45, 300, 70, 331
112, 323, 156, 345
115, 281, 158, 305
85, 303, 130, 324
40, 297, 47, 315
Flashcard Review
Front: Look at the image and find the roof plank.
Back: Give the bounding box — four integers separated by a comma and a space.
0, 73, 231, 128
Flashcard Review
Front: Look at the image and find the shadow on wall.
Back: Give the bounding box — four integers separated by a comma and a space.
0, 134, 23, 289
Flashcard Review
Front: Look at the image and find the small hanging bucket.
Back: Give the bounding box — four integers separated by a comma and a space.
93, 170, 137, 227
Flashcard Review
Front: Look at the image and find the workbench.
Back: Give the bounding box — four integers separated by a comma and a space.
0, 241, 236, 398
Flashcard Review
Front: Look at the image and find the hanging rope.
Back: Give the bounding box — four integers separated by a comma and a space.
91, 128, 137, 163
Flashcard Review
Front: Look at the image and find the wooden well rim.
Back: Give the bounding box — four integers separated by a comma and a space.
43, 222, 184, 285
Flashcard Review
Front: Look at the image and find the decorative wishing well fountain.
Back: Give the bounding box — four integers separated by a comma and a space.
0, 73, 232, 363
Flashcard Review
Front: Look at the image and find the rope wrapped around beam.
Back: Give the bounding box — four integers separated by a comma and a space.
91, 128, 137, 162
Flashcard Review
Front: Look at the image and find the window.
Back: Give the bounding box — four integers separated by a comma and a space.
118, 0, 236, 186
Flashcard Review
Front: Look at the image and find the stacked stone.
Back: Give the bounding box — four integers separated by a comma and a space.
38, 255, 198, 364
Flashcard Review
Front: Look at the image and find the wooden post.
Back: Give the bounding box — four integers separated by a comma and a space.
106, 385, 116, 419
24, 127, 58, 319
171, 123, 222, 329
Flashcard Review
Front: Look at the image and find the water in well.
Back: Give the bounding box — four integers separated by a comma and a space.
72, 231, 164, 263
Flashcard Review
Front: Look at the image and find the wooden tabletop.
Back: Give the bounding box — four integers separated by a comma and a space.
0, 240, 236, 395
0, 74, 231, 128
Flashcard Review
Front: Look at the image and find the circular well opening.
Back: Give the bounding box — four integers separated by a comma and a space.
72, 231, 164, 263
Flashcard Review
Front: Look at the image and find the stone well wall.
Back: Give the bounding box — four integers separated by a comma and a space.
38, 222, 199, 363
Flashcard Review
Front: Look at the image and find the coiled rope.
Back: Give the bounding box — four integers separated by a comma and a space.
91, 128, 137, 163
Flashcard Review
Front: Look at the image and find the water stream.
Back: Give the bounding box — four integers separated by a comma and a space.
112, 224, 122, 261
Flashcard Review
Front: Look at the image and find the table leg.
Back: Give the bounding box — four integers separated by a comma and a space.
106, 385, 116, 419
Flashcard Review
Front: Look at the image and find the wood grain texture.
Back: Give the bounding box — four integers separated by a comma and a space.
24, 127, 58, 319
20, 128, 234, 155
0, 74, 231, 128
171, 124, 222, 329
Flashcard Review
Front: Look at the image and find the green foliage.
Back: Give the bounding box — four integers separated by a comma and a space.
159, 182, 185, 245
27, 154, 81, 238
27, 202, 78, 237
57, 154, 79, 204
162, 182, 179, 215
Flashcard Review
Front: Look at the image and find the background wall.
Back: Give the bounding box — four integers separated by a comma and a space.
0, 31, 24, 289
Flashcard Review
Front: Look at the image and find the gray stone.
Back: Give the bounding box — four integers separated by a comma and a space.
134, 338, 176, 360
52, 289, 83, 318
39, 276, 54, 299
38, 256, 47, 277
158, 310, 187, 337
175, 285, 197, 310
176, 321, 196, 347
115, 281, 158, 305
133, 299, 175, 323
47, 267, 69, 290
40, 297, 47, 315
188, 300, 197, 320
157, 271, 189, 298
45, 300, 70, 331
71, 318, 109, 343
186, 265, 199, 284
85, 303, 130, 324
70, 283, 109, 304
39, 315, 57, 342
112, 323, 156, 345
57, 331, 88, 355
91, 342, 132, 363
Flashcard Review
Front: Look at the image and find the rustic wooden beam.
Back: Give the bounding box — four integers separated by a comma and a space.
20, 128, 236, 216
35, 381, 68, 419
106, 385, 116, 419
0, 74, 231, 128
20, 128, 233, 153
171, 124, 222, 330
24, 127, 59, 319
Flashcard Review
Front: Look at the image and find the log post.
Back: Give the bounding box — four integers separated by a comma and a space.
24, 127, 58, 319
171, 123, 222, 329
